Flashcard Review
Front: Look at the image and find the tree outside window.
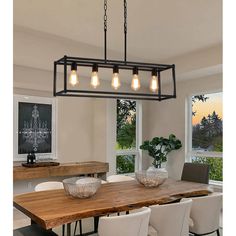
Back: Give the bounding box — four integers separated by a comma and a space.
191, 92, 223, 181
116, 100, 137, 174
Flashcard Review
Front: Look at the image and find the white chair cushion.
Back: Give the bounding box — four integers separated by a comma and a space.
189, 217, 194, 227
148, 225, 159, 236
106, 175, 134, 183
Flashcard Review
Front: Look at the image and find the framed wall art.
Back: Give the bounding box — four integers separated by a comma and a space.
13, 95, 57, 161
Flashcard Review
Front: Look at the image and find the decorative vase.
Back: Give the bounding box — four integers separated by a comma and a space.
147, 166, 168, 179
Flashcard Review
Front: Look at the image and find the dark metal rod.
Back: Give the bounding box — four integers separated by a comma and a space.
104, 0, 107, 61
104, 31, 107, 61
158, 70, 161, 100
64, 55, 67, 93
53, 62, 57, 96
172, 64, 177, 98
66, 89, 173, 98
56, 93, 163, 101
56, 90, 174, 100
124, 0, 127, 62
57, 56, 172, 68
56, 62, 171, 72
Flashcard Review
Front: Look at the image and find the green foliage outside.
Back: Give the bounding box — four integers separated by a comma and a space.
116, 155, 135, 174
192, 111, 223, 151
116, 100, 136, 174
116, 100, 136, 149
192, 156, 223, 181
192, 94, 223, 182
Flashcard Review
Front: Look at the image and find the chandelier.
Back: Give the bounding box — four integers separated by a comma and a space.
53, 0, 176, 101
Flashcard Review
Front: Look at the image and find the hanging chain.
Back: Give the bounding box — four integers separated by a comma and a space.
124, 0, 127, 62
104, 0, 108, 61
103, 0, 127, 62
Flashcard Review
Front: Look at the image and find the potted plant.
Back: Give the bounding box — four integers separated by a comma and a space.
140, 134, 182, 169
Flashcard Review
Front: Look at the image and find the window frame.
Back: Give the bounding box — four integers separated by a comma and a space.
115, 100, 142, 174
186, 91, 223, 184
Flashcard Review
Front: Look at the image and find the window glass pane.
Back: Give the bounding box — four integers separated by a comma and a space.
192, 156, 223, 181
192, 92, 223, 152
116, 100, 136, 150
116, 155, 135, 174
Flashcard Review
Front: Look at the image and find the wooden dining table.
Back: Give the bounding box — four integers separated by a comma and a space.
13, 178, 213, 236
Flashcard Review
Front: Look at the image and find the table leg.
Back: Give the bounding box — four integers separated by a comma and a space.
31, 219, 36, 225
94, 216, 99, 233
67, 223, 71, 236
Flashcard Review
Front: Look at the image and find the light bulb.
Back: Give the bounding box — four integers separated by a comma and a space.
131, 67, 140, 91
90, 72, 100, 88
150, 68, 158, 92
69, 62, 79, 86
90, 64, 100, 88
150, 75, 158, 92
111, 73, 121, 90
111, 66, 121, 90
69, 70, 78, 86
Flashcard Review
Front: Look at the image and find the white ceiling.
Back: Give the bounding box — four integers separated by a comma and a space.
14, 0, 222, 61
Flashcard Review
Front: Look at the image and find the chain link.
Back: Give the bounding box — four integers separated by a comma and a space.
124, 0, 127, 34
104, 0, 107, 32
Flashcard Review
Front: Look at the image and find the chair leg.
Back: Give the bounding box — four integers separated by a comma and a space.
217, 229, 220, 236
74, 220, 82, 236
79, 220, 82, 235
62, 224, 65, 236
94, 216, 99, 233
74, 221, 77, 236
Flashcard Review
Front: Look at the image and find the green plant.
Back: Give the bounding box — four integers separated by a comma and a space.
140, 134, 182, 168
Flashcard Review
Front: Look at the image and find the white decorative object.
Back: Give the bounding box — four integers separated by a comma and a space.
135, 170, 167, 187
63, 177, 101, 198
147, 167, 168, 179
13, 95, 57, 161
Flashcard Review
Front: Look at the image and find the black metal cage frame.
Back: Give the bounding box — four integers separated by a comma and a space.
53, 55, 176, 101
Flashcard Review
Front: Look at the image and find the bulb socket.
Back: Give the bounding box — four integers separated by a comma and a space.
152, 68, 158, 76
71, 62, 77, 71
113, 65, 119, 74
133, 67, 139, 75
92, 64, 98, 72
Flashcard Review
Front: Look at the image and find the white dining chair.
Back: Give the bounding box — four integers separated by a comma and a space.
35, 181, 64, 191
106, 175, 134, 216
189, 192, 222, 236
94, 207, 151, 236
148, 198, 192, 236
106, 175, 134, 182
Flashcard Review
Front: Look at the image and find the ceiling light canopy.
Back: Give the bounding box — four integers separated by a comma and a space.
53, 0, 176, 101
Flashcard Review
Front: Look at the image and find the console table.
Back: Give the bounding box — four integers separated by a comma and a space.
13, 161, 109, 181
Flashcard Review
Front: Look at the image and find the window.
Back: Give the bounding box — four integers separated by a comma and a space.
188, 92, 223, 182
116, 100, 141, 174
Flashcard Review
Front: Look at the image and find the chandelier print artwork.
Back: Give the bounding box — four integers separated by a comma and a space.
18, 102, 52, 154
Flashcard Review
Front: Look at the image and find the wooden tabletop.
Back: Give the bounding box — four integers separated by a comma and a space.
13, 178, 213, 230
13, 161, 109, 181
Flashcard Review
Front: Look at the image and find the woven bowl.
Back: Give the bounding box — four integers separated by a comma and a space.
135, 170, 167, 187
63, 177, 101, 198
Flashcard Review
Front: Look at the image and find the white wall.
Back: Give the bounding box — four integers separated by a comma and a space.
13, 42, 223, 190
144, 73, 222, 180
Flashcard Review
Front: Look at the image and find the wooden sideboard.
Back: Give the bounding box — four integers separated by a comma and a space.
13, 161, 109, 181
